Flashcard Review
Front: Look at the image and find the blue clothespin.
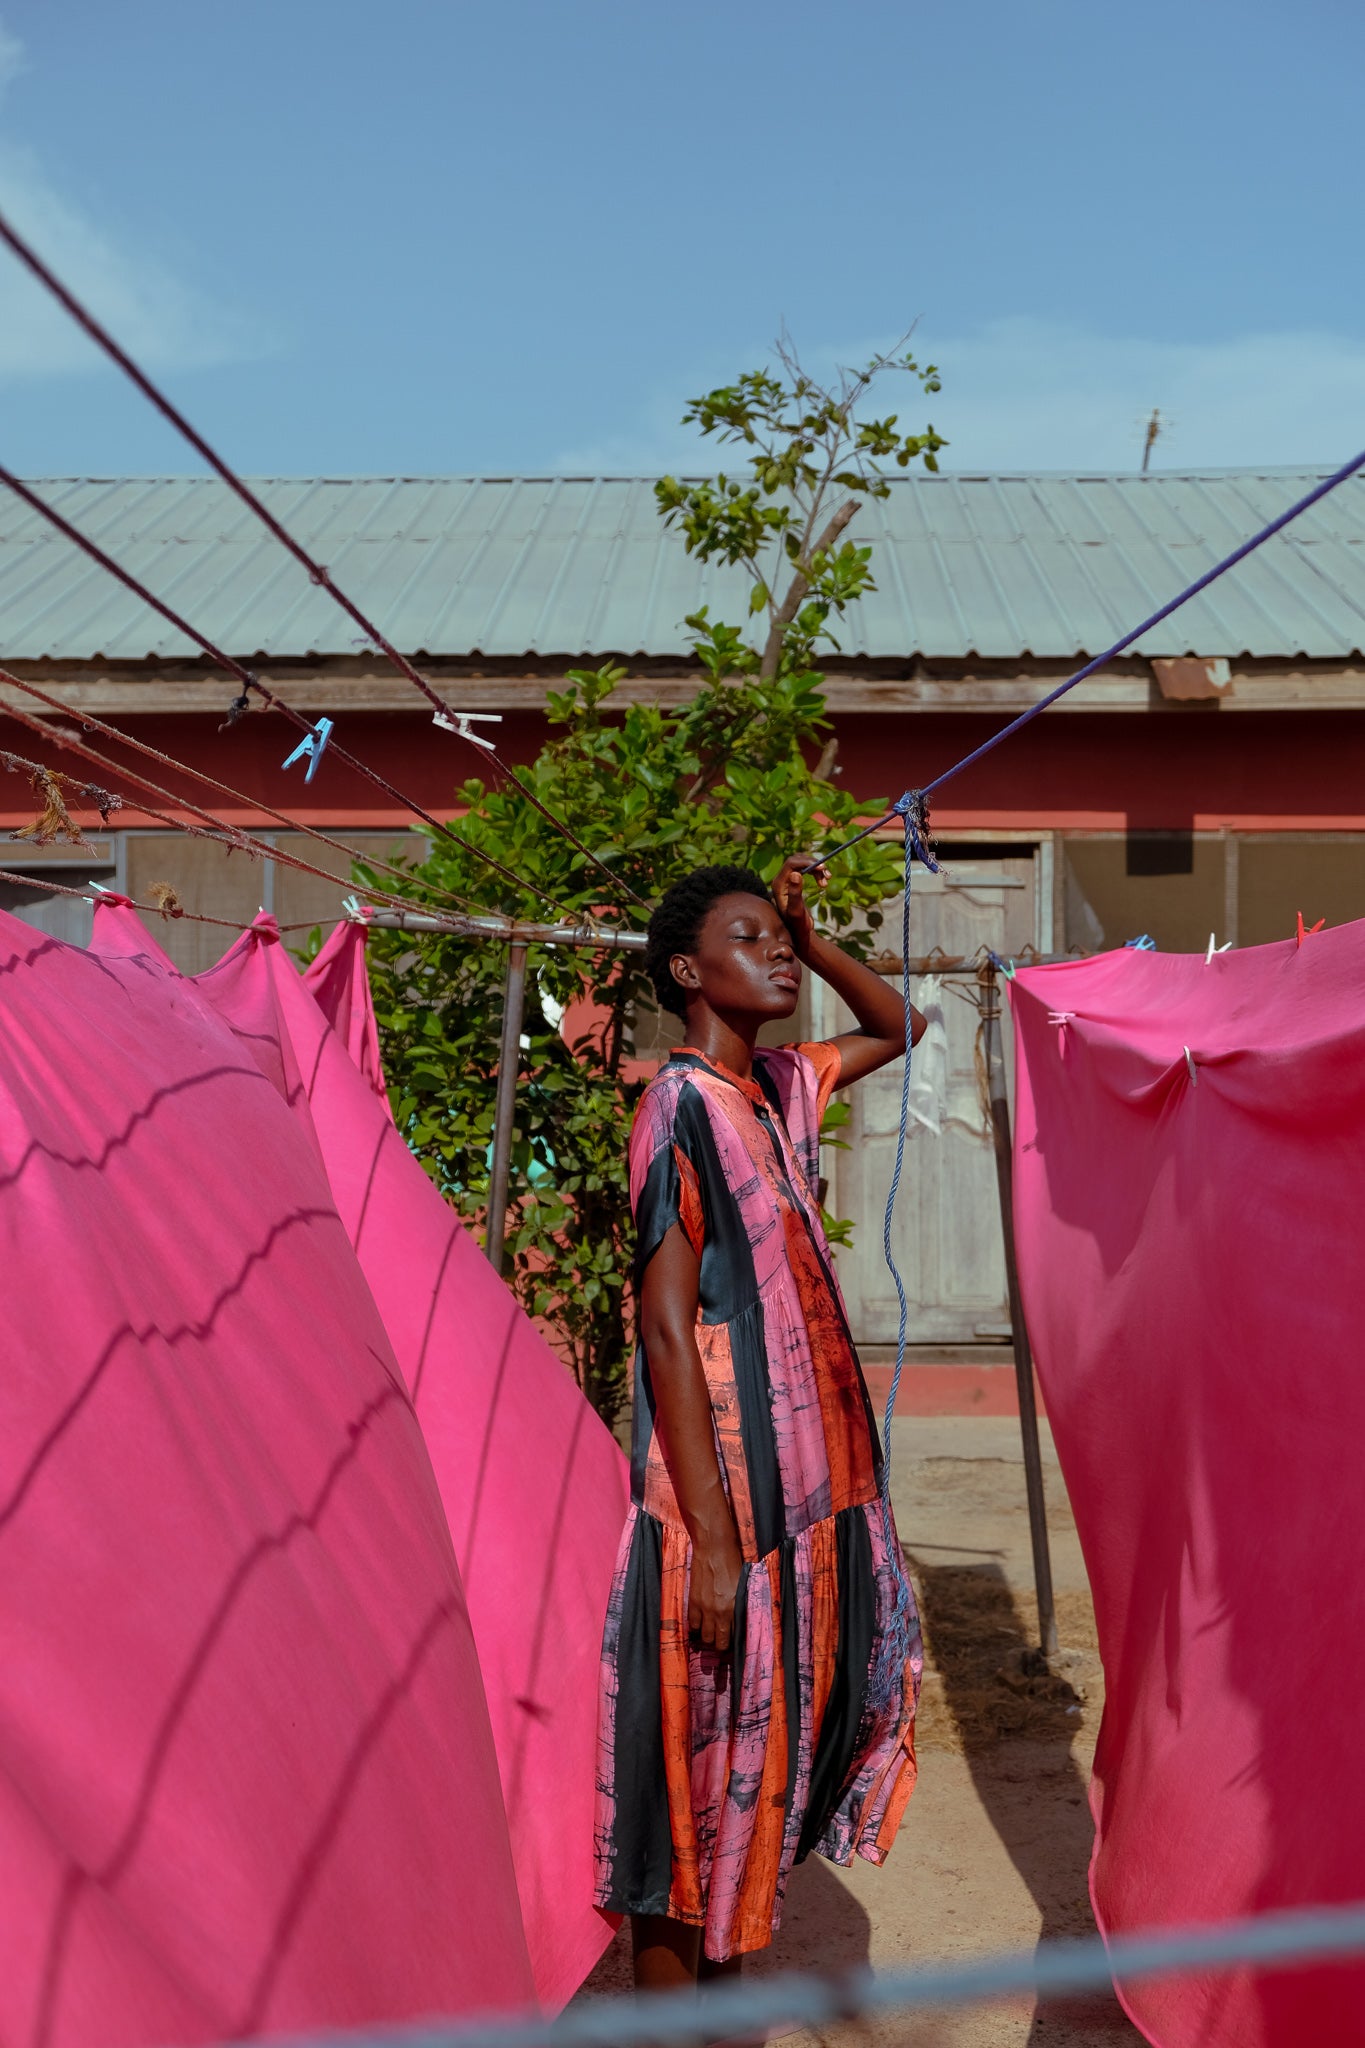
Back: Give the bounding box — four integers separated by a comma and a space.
1124, 933, 1157, 951
282, 716, 334, 784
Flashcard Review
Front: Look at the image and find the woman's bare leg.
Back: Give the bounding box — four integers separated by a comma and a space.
632, 1913, 701, 1991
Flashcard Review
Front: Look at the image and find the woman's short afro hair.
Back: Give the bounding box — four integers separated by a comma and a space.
645, 863, 772, 1019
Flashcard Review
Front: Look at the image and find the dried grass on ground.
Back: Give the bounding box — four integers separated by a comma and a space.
908, 1555, 1102, 1754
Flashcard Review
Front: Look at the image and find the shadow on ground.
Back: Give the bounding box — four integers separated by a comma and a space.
910, 1556, 1136, 2041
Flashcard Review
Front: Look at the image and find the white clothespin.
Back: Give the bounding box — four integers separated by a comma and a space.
342, 894, 375, 924
1184, 1046, 1198, 1084
1205, 933, 1232, 964
1046, 1009, 1075, 1029
87, 881, 115, 902
432, 709, 502, 748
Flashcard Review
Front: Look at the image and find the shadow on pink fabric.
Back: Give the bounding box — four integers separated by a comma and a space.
1010, 929, 1365, 2048
5, 900, 532, 2048
190, 913, 628, 2011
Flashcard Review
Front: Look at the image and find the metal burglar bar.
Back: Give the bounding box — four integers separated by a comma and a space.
215, 1897, 1365, 2048
354, 910, 646, 1268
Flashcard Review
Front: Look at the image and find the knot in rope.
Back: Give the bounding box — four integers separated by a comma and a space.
892, 788, 940, 873
219, 683, 253, 731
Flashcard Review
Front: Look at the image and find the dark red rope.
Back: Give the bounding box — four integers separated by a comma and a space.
0, 467, 575, 915
0, 209, 645, 910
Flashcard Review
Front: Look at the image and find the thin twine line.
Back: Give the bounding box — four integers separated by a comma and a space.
0, 864, 318, 933
0, 691, 464, 919
0, 214, 646, 912
0, 662, 479, 917
821, 446, 1365, 863
0, 467, 578, 920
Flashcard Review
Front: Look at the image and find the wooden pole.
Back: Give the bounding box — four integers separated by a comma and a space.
485, 940, 527, 1274
980, 961, 1060, 1660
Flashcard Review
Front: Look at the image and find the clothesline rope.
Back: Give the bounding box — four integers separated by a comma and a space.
821, 444, 1365, 861
0, 211, 647, 912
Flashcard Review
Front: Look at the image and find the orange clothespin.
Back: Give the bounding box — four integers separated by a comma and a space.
1296, 912, 1325, 948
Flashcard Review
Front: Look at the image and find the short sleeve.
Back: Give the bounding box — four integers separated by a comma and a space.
628, 1075, 707, 1282
797, 1040, 843, 1122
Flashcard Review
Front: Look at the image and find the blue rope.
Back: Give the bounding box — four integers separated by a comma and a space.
862, 795, 936, 1721
822, 447, 1365, 862
878, 794, 938, 1491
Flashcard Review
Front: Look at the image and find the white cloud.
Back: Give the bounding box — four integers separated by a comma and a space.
554, 318, 1365, 477
0, 19, 271, 381
0, 20, 22, 92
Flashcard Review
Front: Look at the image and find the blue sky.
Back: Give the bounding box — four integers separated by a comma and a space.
1, 0, 1362, 477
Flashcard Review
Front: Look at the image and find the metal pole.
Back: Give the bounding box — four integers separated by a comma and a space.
485, 940, 527, 1275
980, 962, 1060, 1660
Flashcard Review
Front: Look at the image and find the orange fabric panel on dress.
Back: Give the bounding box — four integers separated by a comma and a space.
673, 1143, 705, 1259
695, 1320, 757, 1557
797, 1039, 843, 1121
808, 1516, 839, 1749
660, 1526, 703, 1922
875, 1731, 918, 1855
782, 1209, 876, 1512
732, 1552, 790, 1953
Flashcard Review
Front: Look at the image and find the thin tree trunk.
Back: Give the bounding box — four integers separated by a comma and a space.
759, 498, 860, 679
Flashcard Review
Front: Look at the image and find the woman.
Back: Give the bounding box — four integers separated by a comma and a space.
594, 854, 927, 1990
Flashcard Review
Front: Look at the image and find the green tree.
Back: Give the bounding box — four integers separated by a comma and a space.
358, 340, 945, 1424
656, 331, 944, 679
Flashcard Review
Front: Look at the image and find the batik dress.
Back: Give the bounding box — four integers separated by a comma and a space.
594, 1043, 921, 1960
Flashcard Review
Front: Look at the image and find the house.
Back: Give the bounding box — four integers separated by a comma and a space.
2, 468, 1362, 1344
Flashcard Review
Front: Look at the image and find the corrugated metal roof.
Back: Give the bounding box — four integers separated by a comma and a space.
1, 470, 1363, 664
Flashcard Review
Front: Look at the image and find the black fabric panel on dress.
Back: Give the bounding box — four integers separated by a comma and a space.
727, 1299, 784, 1556
602, 1513, 672, 1914
729, 1559, 751, 1724
632, 1137, 683, 1290
796, 1505, 877, 1860
779, 1540, 802, 1826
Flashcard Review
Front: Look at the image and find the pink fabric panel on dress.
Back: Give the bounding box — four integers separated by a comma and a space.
193, 917, 628, 2012
1010, 929, 1365, 2048
5, 902, 532, 2048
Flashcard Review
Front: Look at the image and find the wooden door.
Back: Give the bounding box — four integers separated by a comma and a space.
821, 852, 1038, 1347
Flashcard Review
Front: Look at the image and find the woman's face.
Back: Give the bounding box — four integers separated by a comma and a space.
672, 891, 801, 1022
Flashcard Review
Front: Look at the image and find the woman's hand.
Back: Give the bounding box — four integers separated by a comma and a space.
688, 1516, 744, 1654
771, 854, 830, 962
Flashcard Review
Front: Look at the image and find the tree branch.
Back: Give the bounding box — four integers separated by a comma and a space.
760, 496, 860, 679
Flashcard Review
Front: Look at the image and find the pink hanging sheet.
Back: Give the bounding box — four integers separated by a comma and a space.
3, 901, 532, 2048
191, 914, 628, 2011
1010, 929, 1365, 2047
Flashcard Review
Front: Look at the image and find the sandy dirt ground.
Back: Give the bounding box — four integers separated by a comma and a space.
576, 1414, 1143, 2046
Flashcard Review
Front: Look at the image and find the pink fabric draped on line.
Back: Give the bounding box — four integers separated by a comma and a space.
1010, 927, 1365, 2048
0, 894, 625, 2048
